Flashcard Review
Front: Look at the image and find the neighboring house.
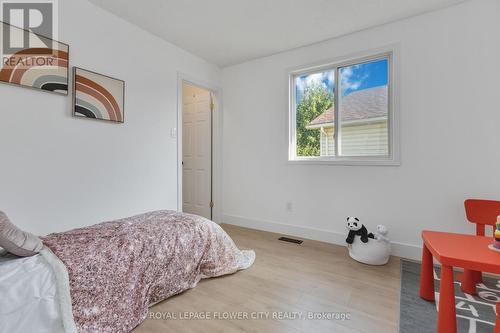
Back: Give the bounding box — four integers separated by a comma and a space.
306, 86, 389, 156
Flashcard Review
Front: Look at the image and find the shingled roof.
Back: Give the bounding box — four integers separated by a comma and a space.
307, 86, 388, 128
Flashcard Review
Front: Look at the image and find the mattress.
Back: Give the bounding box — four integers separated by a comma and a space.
0, 249, 68, 333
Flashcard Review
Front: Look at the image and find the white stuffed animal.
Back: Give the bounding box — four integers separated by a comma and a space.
375, 224, 390, 243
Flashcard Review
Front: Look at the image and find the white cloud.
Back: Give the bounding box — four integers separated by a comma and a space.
341, 65, 368, 93
295, 71, 333, 94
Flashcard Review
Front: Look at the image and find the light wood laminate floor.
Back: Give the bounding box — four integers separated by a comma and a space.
134, 224, 401, 333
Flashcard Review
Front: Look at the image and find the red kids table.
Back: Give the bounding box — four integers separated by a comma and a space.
420, 230, 500, 333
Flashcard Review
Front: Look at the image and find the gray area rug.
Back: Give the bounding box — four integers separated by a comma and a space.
400, 260, 498, 333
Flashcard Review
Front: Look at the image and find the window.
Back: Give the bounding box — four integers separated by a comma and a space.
289, 51, 398, 165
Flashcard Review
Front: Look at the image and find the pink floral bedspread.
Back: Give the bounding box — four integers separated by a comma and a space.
42, 210, 255, 333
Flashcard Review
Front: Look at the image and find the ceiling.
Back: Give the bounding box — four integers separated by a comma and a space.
89, 0, 466, 67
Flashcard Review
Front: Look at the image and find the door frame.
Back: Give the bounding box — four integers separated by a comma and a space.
177, 72, 223, 223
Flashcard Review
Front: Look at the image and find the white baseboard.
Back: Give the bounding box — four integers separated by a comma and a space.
222, 214, 422, 261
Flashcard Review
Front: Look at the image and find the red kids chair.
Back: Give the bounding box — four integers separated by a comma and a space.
462, 199, 500, 294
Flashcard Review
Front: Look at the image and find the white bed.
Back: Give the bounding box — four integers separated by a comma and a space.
0, 249, 75, 333
0, 210, 254, 333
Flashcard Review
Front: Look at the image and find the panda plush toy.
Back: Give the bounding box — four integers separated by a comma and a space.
345, 217, 374, 244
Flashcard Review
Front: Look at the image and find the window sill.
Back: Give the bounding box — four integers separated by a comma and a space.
287, 157, 401, 166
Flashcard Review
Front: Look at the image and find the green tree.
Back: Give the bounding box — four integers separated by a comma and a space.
296, 84, 333, 156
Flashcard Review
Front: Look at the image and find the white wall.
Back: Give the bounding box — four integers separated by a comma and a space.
221, 0, 500, 259
0, 0, 220, 235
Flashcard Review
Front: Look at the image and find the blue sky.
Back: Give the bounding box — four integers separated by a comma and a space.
295, 58, 388, 103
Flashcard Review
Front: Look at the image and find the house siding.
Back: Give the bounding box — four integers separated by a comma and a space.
320, 127, 336, 156
320, 121, 388, 156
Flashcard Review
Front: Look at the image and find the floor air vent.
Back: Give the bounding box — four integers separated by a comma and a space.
278, 237, 303, 244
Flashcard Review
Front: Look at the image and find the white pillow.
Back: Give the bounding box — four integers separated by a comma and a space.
0, 211, 42, 256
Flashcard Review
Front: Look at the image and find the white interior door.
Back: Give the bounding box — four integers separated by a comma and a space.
182, 83, 212, 219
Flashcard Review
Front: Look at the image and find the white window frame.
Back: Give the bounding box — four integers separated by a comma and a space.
288, 45, 400, 166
